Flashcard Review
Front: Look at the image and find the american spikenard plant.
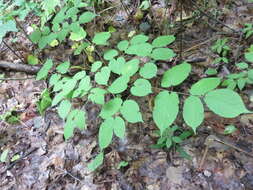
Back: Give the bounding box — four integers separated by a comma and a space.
36, 31, 252, 171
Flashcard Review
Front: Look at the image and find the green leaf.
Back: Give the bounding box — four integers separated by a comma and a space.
62, 79, 78, 95
99, 118, 114, 149
152, 35, 175, 47
0, 20, 18, 43
0, 149, 9, 162
36, 59, 53, 80
108, 57, 125, 75
139, 62, 157, 79
161, 62, 191, 87
121, 59, 139, 77
58, 100, 71, 119
79, 11, 96, 23
120, 100, 143, 123
95, 66, 111, 85
88, 152, 104, 172
56, 61, 70, 74
153, 91, 179, 134
88, 88, 107, 104
117, 161, 129, 169
151, 48, 175, 60
103, 49, 118, 60
237, 78, 247, 90
183, 96, 204, 133
117, 40, 129, 51
29, 29, 41, 43
27, 55, 39, 65
69, 28, 87, 41
236, 62, 248, 69
125, 43, 153, 56
108, 75, 130, 94
52, 91, 66, 106
64, 117, 74, 140
130, 79, 152, 96
74, 110, 86, 130
92, 32, 111, 45
205, 68, 217, 76
130, 34, 149, 44
224, 125, 237, 135
190, 77, 221, 95
245, 52, 253, 62
73, 71, 86, 80
37, 89, 52, 115
91, 61, 102, 72
113, 116, 125, 138
100, 98, 122, 119
204, 89, 250, 118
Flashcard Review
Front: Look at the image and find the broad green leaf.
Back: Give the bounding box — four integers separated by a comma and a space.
121, 59, 139, 77
92, 32, 111, 45
69, 28, 87, 41
125, 43, 152, 56
190, 77, 221, 95
56, 61, 70, 74
161, 62, 191, 87
88, 88, 107, 104
52, 91, 66, 106
0, 20, 18, 43
73, 71, 86, 80
245, 52, 253, 62
99, 118, 114, 149
37, 89, 52, 115
205, 68, 217, 75
95, 66, 110, 85
236, 62, 248, 69
130, 79, 152, 96
74, 110, 86, 129
108, 75, 130, 94
237, 78, 247, 90
204, 89, 249, 118
117, 40, 129, 51
79, 11, 96, 23
0, 149, 9, 162
91, 61, 103, 72
100, 98, 122, 119
29, 29, 41, 43
151, 48, 175, 60
27, 55, 39, 65
108, 57, 125, 75
88, 152, 104, 172
58, 100, 71, 119
152, 35, 175, 47
139, 62, 157, 79
103, 49, 118, 60
113, 116, 125, 138
38, 33, 57, 49
130, 34, 149, 44
120, 100, 143, 123
183, 96, 204, 133
62, 79, 78, 95
153, 91, 179, 134
117, 161, 129, 169
36, 59, 53, 80
64, 117, 74, 140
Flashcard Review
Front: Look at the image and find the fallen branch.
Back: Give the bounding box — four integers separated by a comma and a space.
0, 61, 41, 75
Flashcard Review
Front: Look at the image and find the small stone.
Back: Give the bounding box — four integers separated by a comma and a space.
203, 170, 212, 177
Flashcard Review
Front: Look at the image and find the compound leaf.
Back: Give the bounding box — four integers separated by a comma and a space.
58, 99, 71, 119
100, 98, 122, 119
130, 79, 152, 96
88, 152, 104, 172
113, 116, 125, 138
120, 100, 143, 123
139, 62, 157, 79
99, 117, 114, 149
151, 48, 175, 60
36, 59, 53, 80
190, 77, 221, 95
92, 32, 111, 45
152, 35, 175, 47
108, 75, 129, 94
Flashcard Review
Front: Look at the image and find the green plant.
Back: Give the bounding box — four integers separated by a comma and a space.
243, 23, 253, 39
211, 38, 230, 65
0, 111, 20, 124
222, 46, 253, 90
35, 30, 251, 171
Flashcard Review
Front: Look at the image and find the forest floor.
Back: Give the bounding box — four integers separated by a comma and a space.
1, 0, 253, 189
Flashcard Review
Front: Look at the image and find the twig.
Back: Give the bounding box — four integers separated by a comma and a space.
0, 61, 41, 74
2, 40, 25, 64
55, 166, 84, 184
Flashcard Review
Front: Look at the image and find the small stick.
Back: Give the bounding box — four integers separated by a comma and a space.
2, 40, 25, 64
55, 166, 84, 184
0, 77, 35, 80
